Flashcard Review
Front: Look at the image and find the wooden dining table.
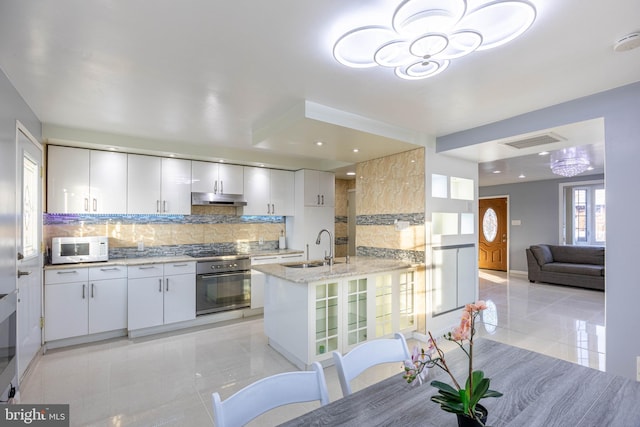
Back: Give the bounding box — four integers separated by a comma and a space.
279, 339, 640, 426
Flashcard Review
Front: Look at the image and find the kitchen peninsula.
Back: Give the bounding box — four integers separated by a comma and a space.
252, 256, 418, 369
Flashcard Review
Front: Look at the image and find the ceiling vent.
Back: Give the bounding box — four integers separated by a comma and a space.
502, 133, 565, 149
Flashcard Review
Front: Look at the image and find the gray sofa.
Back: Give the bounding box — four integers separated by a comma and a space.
526, 244, 604, 291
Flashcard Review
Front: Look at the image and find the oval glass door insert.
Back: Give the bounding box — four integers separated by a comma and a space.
482, 208, 498, 242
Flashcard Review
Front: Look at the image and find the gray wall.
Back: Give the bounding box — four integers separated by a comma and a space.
438, 81, 640, 380
480, 174, 604, 272
0, 68, 41, 398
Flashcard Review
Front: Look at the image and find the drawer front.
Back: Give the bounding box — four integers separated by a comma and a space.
127, 264, 164, 279
45, 268, 89, 284
164, 261, 196, 276
278, 253, 304, 262
251, 255, 279, 266
89, 265, 127, 280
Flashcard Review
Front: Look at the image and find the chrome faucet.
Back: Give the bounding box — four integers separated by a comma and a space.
315, 229, 334, 266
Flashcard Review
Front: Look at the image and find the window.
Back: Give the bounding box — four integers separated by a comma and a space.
564, 182, 605, 245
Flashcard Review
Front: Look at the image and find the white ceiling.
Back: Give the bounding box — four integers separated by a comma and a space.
0, 1, 638, 182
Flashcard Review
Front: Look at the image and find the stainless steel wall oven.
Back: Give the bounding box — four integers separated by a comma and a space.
195, 256, 251, 315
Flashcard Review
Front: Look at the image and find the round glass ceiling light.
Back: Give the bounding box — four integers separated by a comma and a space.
332, 0, 536, 80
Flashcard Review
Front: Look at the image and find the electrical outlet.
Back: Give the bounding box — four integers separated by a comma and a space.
137, 241, 144, 251
258, 236, 264, 245
637, 356, 640, 382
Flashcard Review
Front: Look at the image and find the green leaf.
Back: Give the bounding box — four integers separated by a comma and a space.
430, 380, 459, 396
470, 378, 490, 408
483, 389, 504, 398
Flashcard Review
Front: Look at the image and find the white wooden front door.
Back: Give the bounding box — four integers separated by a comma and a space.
16, 122, 43, 380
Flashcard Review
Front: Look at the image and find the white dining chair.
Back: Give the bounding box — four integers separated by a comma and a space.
332, 332, 411, 397
211, 361, 329, 427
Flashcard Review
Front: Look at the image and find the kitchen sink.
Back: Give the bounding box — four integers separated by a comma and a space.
283, 260, 342, 268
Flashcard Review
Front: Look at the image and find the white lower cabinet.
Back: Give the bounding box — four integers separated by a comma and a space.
264, 268, 416, 369
45, 265, 128, 342
127, 262, 195, 331
250, 253, 304, 309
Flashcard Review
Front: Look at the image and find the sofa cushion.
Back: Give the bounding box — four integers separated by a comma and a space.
541, 262, 604, 277
530, 245, 553, 266
549, 245, 604, 265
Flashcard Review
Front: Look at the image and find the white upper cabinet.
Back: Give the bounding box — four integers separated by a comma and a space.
127, 154, 191, 214
192, 161, 243, 195
47, 146, 127, 214
302, 169, 335, 207
243, 166, 294, 216
90, 150, 128, 214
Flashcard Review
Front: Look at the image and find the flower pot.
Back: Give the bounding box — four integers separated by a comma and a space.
456, 404, 488, 427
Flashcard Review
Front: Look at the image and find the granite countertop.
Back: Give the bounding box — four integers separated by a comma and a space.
250, 256, 416, 283
43, 248, 305, 270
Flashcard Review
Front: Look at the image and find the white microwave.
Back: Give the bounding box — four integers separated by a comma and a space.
51, 236, 109, 264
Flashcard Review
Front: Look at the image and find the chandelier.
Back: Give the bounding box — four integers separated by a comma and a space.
333, 0, 537, 80
550, 148, 591, 177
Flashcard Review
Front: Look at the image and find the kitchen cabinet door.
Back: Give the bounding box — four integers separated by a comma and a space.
270, 169, 294, 216
163, 273, 195, 324
127, 154, 162, 214
88, 278, 128, 334
89, 150, 128, 214
217, 163, 244, 195
302, 170, 335, 207
47, 145, 90, 213
127, 276, 164, 330
192, 161, 243, 195
160, 157, 191, 214
243, 166, 271, 215
45, 282, 88, 341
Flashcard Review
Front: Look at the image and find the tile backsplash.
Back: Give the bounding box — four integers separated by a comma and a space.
44, 206, 285, 259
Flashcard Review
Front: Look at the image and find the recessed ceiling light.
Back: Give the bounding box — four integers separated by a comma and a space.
107, 147, 118, 151
519, 174, 526, 179
346, 171, 356, 176
168, 153, 176, 158
259, 164, 265, 167
316, 141, 324, 146
353, 148, 359, 153
219, 159, 225, 163
587, 166, 594, 171
538, 151, 549, 156
492, 170, 501, 174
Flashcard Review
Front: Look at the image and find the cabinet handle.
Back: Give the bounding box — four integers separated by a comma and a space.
267, 203, 271, 214
91, 283, 95, 298
158, 278, 162, 292
82, 284, 86, 299
165, 278, 169, 292
254, 256, 277, 261
321, 195, 324, 205
172, 263, 188, 267
57, 270, 78, 275
139, 266, 156, 270
93, 198, 97, 212
214, 181, 218, 194
163, 200, 167, 212
156, 200, 161, 213
84, 198, 89, 212
220, 181, 224, 194
271, 204, 275, 214
100, 267, 120, 271
317, 195, 320, 205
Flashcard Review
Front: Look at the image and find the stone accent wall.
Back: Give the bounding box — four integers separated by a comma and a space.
355, 148, 425, 263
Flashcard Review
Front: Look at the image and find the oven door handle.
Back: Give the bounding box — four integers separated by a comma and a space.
198, 272, 248, 279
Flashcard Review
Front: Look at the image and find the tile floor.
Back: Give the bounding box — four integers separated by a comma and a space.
19, 270, 605, 426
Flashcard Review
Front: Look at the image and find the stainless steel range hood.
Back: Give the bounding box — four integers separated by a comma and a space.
191, 192, 247, 206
